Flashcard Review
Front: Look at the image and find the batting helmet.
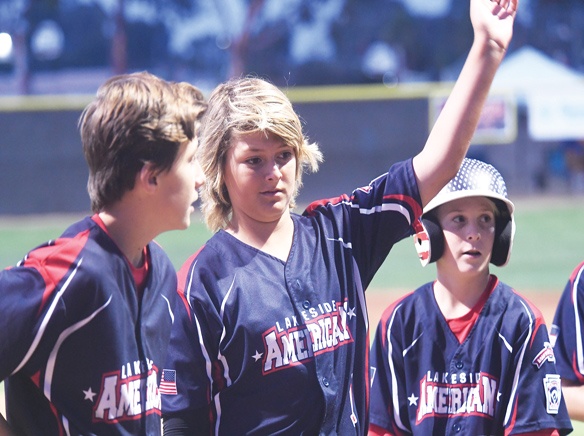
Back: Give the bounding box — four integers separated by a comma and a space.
414, 158, 515, 267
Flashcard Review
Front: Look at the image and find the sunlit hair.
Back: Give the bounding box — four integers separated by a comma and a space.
79, 71, 207, 212
198, 76, 323, 232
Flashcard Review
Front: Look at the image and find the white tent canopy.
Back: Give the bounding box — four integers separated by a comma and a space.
491, 46, 584, 141
492, 45, 584, 96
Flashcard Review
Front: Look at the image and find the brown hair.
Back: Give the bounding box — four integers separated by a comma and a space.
79, 71, 207, 212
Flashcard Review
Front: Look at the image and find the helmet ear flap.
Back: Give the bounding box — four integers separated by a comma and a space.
490, 198, 515, 267
491, 212, 514, 267
414, 215, 444, 267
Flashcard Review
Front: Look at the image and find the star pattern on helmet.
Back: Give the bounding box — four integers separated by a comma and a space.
423, 157, 513, 216
444, 158, 508, 198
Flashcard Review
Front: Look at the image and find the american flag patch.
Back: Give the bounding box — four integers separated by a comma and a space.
160, 369, 177, 395
549, 324, 559, 347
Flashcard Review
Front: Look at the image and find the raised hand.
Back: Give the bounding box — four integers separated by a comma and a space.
470, 0, 518, 52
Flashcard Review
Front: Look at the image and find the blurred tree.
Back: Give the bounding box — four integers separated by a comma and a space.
1, 0, 59, 93
3, 0, 584, 93
2, 0, 196, 93
111, 0, 126, 74
59, 3, 108, 68
102, 0, 201, 74
205, 0, 349, 84
334, 0, 411, 83
528, 0, 584, 71
222, 0, 266, 78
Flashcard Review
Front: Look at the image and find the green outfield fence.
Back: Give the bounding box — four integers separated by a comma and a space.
0, 82, 566, 216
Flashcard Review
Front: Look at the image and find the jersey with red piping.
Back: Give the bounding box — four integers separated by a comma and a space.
551, 261, 584, 385
369, 277, 572, 435
0, 216, 178, 435
162, 159, 423, 434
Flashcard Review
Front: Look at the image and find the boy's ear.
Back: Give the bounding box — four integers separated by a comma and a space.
138, 162, 159, 191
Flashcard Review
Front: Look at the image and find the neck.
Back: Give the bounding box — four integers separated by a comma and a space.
433, 272, 491, 319
98, 210, 151, 267
227, 211, 294, 261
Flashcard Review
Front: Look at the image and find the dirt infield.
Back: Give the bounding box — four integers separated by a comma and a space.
366, 288, 563, 334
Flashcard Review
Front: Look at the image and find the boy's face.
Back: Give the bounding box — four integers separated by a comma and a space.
156, 138, 205, 231
223, 131, 296, 228
435, 196, 497, 275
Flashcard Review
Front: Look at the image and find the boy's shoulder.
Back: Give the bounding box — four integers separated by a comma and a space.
567, 260, 584, 286
11, 216, 96, 269
378, 282, 435, 322
177, 230, 246, 278
1, 217, 128, 304
489, 280, 547, 326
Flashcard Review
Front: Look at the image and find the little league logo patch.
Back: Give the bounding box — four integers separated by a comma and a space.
543, 374, 561, 414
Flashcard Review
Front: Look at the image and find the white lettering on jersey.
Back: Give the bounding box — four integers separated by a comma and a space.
93, 360, 161, 422
417, 372, 498, 423
262, 301, 353, 374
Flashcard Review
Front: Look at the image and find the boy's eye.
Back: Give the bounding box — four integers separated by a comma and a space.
278, 151, 294, 161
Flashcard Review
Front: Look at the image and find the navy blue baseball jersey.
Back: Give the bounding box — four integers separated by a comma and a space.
550, 261, 584, 385
162, 160, 422, 434
0, 216, 177, 435
369, 277, 572, 435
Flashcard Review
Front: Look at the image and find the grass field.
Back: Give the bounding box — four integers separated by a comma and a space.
2, 196, 583, 291
1, 195, 584, 431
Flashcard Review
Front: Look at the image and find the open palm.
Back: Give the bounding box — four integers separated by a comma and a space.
471, 0, 518, 51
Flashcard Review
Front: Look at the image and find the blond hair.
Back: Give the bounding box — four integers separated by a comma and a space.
198, 77, 323, 232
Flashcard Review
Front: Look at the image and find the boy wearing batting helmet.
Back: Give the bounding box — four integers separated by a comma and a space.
161, 0, 519, 433
369, 158, 572, 435
550, 261, 584, 421
0, 72, 207, 435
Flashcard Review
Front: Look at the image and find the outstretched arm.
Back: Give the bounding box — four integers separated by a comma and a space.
412, 0, 518, 207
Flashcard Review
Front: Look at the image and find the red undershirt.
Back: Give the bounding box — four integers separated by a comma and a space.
446, 275, 496, 344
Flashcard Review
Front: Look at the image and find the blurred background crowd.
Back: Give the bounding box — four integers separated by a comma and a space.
1, 0, 584, 215
0, 0, 583, 92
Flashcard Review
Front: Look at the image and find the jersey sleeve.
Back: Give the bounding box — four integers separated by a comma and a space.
304, 159, 423, 289
369, 296, 411, 435
348, 160, 423, 267
551, 261, 584, 384
505, 300, 573, 435
0, 264, 48, 378
0, 236, 88, 379
161, 251, 221, 423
